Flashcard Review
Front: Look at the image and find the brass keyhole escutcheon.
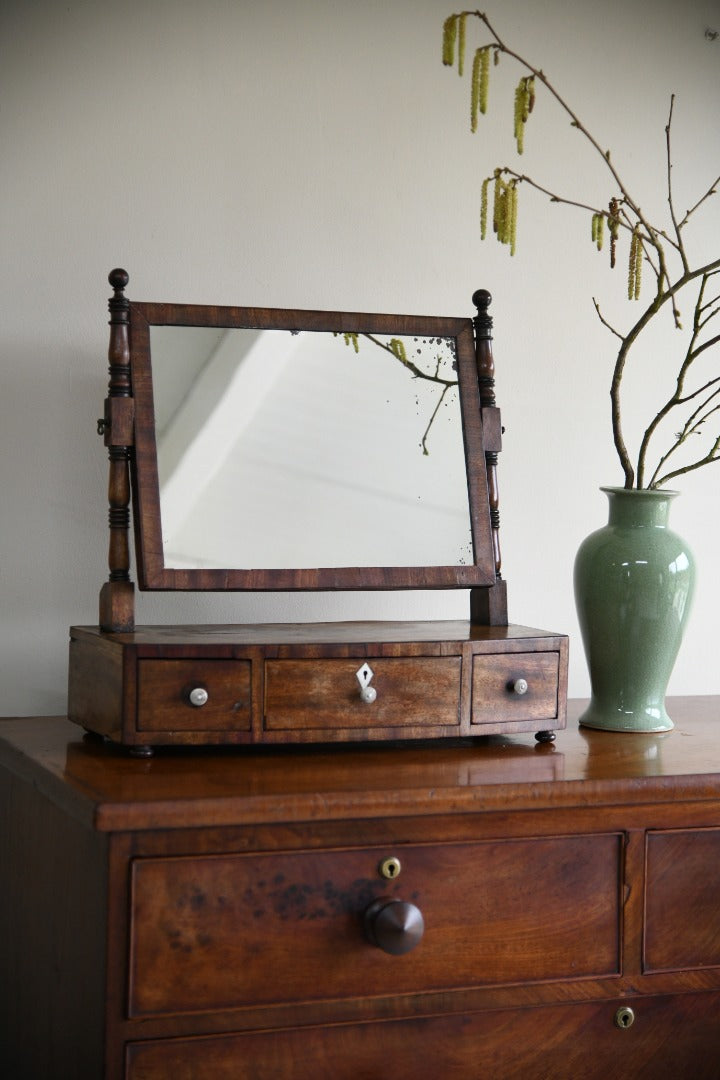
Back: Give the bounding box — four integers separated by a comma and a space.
614, 1006, 635, 1030
379, 856, 402, 880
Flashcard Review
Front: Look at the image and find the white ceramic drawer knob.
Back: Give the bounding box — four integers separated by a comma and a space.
356, 663, 377, 704
512, 678, 529, 696
188, 687, 209, 707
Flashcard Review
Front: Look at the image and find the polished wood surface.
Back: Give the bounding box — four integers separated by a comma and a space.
264, 655, 462, 731
2, 696, 715, 830
99, 268, 134, 633
471, 287, 507, 625
138, 658, 252, 732
127, 833, 619, 1017
68, 620, 568, 750
125, 992, 720, 1080
645, 827, 720, 972
3, 698, 720, 1078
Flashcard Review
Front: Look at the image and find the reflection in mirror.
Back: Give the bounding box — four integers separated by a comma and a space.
150, 327, 474, 571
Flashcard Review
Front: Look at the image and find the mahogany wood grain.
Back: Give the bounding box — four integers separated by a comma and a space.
128, 834, 619, 1017
75, 619, 563, 645
264, 656, 461, 730
68, 630, 125, 743
471, 650, 559, 724
470, 576, 508, 626
125, 991, 720, 1080
3, 697, 718, 832
68, 621, 567, 749
644, 827, 720, 972
137, 658, 252, 732
3, 699, 720, 1078
471, 288, 508, 628
100, 269, 135, 632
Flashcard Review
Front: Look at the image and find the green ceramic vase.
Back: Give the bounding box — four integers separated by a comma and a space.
573, 487, 695, 732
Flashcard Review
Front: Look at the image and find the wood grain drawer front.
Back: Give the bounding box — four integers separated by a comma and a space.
137, 660, 251, 732
645, 828, 720, 973
125, 989, 720, 1080
264, 656, 461, 730
471, 651, 560, 725
128, 834, 621, 1018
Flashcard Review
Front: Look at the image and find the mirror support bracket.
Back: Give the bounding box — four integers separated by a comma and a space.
470, 579, 508, 626
472, 289, 508, 626
99, 269, 135, 632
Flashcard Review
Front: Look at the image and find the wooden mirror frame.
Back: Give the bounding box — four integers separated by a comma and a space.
99, 270, 508, 632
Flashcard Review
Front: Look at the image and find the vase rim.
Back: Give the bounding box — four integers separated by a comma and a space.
600, 485, 679, 499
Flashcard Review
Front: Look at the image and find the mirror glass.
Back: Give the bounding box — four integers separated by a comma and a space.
151, 327, 472, 570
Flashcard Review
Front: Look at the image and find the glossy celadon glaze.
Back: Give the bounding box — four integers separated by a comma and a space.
574, 487, 695, 732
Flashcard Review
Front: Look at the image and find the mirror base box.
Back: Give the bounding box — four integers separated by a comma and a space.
68, 621, 568, 751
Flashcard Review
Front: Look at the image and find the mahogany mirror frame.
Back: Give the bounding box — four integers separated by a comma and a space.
99, 271, 507, 630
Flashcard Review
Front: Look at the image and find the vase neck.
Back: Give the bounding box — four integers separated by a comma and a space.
602, 486, 677, 528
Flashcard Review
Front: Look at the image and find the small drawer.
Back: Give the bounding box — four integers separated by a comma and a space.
137, 659, 252, 732
471, 651, 559, 725
127, 834, 621, 1018
645, 828, 720, 973
264, 656, 461, 731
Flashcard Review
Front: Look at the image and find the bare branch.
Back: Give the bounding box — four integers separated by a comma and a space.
665, 95, 689, 272
635, 272, 720, 484
362, 333, 457, 387
653, 444, 720, 488
420, 384, 453, 455
443, 10, 720, 488
647, 378, 720, 487
687, 331, 720, 365
676, 373, 720, 406
592, 299, 624, 341
678, 175, 720, 229
652, 420, 720, 488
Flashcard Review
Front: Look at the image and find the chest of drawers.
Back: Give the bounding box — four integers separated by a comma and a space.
2, 698, 720, 1078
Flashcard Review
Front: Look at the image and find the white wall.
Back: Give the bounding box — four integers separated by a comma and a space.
2, 0, 719, 715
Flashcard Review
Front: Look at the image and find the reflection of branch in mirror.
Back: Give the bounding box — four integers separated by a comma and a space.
334, 332, 459, 455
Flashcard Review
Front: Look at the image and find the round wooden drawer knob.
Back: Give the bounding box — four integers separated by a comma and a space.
363, 898, 424, 955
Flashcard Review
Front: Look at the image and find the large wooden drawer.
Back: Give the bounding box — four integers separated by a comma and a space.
125, 989, 720, 1079
128, 834, 621, 1018
264, 656, 462, 731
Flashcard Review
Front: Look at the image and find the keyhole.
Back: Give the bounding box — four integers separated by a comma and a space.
379, 856, 402, 880
614, 1006, 635, 1030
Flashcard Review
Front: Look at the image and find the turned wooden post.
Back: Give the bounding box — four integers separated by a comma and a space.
470, 289, 508, 625
98, 268, 135, 631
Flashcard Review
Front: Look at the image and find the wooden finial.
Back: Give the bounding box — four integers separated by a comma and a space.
106, 268, 131, 400
472, 288, 495, 393
472, 288, 492, 332
108, 267, 130, 294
